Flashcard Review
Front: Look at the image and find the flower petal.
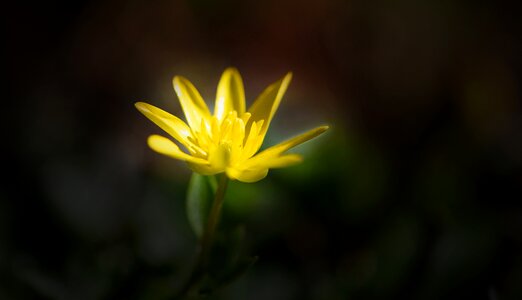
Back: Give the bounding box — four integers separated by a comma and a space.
135, 102, 192, 147
173, 76, 211, 129
256, 154, 303, 169
208, 143, 230, 171
246, 72, 292, 141
214, 67, 246, 120
226, 167, 269, 183
246, 125, 329, 166
228, 155, 301, 183
188, 162, 221, 175
147, 135, 208, 165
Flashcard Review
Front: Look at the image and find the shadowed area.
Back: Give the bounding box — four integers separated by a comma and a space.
4, 0, 522, 299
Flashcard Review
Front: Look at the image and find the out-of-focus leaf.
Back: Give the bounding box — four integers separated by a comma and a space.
186, 173, 215, 237
216, 255, 258, 286
207, 175, 218, 194
207, 226, 246, 274
199, 255, 258, 295
200, 226, 257, 293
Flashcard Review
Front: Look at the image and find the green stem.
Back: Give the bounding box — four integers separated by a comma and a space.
199, 173, 229, 267
175, 173, 229, 299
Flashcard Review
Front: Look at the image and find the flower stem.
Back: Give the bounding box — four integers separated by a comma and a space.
175, 173, 229, 298
200, 173, 229, 267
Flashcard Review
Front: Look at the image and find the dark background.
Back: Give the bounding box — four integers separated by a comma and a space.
4, 0, 522, 299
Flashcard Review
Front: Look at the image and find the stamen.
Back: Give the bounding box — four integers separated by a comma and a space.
241, 112, 251, 124
210, 116, 220, 144
232, 118, 245, 147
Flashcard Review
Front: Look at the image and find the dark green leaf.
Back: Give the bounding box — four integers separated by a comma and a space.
198, 226, 256, 293
199, 255, 258, 295
207, 226, 245, 273
218, 255, 258, 285
186, 173, 215, 237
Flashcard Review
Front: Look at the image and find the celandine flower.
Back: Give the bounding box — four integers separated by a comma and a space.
136, 68, 328, 182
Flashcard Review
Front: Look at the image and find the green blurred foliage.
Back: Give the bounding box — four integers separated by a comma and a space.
4, 0, 522, 299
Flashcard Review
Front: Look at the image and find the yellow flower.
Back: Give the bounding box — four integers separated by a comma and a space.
135, 68, 328, 183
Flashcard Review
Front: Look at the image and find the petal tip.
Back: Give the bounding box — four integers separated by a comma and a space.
146, 134, 165, 146
172, 75, 181, 82
172, 76, 187, 92
135, 102, 152, 114
224, 66, 240, 74
283, 72, 293, 84
135, 101, 147, 109
311, 125, 329, 136
319, 125, 330, 132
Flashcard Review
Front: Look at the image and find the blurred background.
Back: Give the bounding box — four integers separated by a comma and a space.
4, 0, 522, 299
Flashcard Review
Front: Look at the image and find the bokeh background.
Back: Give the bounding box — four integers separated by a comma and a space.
4, 0, 522, 299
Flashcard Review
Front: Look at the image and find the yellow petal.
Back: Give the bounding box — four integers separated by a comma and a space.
228, 155, 301, 182
241, 120, 259, 157
247, 125, 329, 165
255, 154, 303, 169
135, 102, 192, 147
188, 162, 221, 175
246, 72, 292, 141
147, 135, 208, 165
208, 143, 230, 171
267, 125, 328, 154
173, 76, 211, 129
226, 167, 269, 183
214, 67, 246, 120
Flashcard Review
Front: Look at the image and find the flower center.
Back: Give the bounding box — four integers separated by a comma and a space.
189, 111, 265, 167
